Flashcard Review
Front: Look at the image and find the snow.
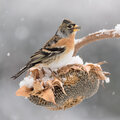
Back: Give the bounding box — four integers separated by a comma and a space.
74, 24, 120, 45
112, 91, 115, 95
42, 56, 83, 81
105, 77, 110, 83
114, 24, 120, 35
67, 56, 83, 65
19, 56, 111, 89
7, 52, 10, 56
19, 55, 83, 88
97, 29, 107, 34
95, 29, 111, 36
19, 76, 34, 88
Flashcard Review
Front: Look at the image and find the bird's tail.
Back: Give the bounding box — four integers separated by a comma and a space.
11, 66, 29, 80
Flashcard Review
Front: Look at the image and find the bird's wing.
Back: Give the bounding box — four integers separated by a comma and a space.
29, 35, 66, 65
30, 47, 65, 65
30, 35, 62, 58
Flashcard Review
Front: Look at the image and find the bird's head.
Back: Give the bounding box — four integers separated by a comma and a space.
56, 19, 80, 37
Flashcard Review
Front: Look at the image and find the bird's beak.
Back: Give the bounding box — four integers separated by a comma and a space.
73, 25, 81, 32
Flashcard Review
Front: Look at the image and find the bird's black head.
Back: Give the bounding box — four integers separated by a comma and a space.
56, 19, 80, 37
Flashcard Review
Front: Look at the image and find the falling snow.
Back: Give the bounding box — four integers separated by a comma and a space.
7, 52, 10, 56
105, 77, 110, 83
112, 91, 115, 95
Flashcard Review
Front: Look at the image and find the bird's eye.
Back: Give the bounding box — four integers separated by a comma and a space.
67, 24, 73, 29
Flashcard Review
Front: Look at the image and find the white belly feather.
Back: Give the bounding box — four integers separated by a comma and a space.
48, 50, 74, 69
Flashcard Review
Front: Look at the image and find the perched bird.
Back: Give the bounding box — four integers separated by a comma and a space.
11, 19, 80, 79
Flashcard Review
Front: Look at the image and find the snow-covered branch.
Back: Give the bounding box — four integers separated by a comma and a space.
74, 24, 120, 55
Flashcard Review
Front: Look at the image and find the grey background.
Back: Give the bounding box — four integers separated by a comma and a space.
0, 0, 120, 120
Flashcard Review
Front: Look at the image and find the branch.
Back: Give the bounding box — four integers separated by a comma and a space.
74, 24, 120, 55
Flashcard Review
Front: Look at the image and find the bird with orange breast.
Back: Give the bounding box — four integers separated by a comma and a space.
11, 19, 80, 79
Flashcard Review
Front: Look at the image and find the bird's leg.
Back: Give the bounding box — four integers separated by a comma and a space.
41, 67, 45, 76
48, 68, 59, 79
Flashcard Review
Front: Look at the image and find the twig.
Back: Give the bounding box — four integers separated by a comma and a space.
74, 24, 120, 56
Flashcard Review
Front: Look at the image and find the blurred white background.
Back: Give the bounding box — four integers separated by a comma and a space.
0, 0, 120, 120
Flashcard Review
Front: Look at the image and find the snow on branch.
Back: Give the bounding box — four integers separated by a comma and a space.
74, 24, 120, 55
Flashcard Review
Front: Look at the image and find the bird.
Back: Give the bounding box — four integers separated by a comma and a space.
11, 19, 80, 79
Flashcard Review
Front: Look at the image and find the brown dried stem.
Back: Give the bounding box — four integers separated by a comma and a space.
74, 28, 120, 55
